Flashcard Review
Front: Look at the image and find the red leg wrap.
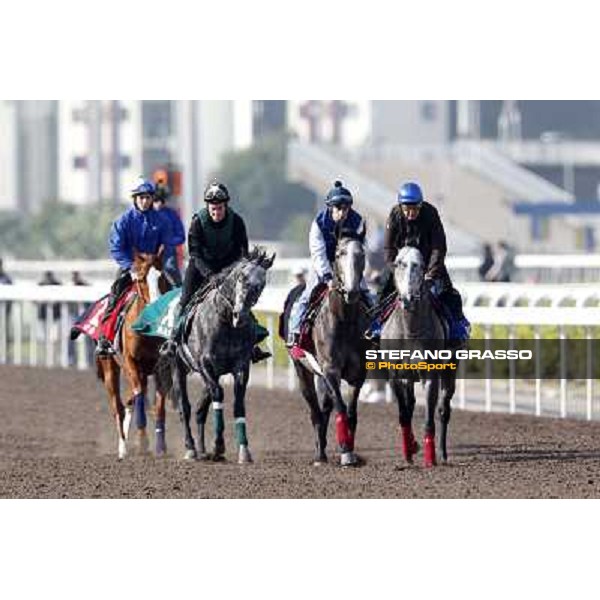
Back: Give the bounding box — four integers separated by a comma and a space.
424, 434, 436, 468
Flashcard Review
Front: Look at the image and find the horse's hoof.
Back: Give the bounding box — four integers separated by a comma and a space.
183, 448, 197, 461
340, 451, 358, 467
238, 446, 253, 464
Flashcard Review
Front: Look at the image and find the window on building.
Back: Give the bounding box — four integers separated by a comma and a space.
120, 155, 131, 168
421, 101, 437, 122
73, 156, 87, 169
142, 101, 172, 139
531, 217, 550, 241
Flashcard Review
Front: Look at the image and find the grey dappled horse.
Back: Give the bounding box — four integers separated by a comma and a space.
168, 247, 275, 463
382, 246, 457, 467
292, 235, 369, 467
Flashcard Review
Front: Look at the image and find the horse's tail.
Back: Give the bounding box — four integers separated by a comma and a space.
155, 353, 176, 408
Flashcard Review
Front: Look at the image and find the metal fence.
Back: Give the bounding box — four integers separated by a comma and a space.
1, 282, 600, 421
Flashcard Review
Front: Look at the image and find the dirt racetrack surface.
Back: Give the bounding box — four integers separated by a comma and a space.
2, 365, 600, 498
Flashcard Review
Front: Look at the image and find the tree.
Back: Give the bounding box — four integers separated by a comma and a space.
218, 135, 316, 240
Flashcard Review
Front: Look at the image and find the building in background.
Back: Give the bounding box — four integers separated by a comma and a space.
58, 100, 141, 205
175, 100, 235, 225
0, 101, 58, 213
252, 100, 287, 140
0, 101, 18, 211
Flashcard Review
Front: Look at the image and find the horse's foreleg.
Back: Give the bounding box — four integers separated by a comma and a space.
423, 375, 440, 468
233, 365, 252, 464
199, 360, 226, 461
154, 374, 167, 457
297, 363, 327, 465
195, 383, 211, 459
322, 368, 356, 467
98, 357, 126, 459
124, 356, 148, 453
346, 383, 363, 452
389, 377, 417, 463
438, 370, 456, 463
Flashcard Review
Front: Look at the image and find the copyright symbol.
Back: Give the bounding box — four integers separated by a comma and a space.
366, 362, 376, 370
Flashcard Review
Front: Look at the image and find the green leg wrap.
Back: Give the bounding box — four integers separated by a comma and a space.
213, 404, 225, 438
235, 418, 248, 447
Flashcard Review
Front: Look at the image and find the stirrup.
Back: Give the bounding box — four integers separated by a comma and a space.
95, 339, 116, 357
286, 333, 300, 349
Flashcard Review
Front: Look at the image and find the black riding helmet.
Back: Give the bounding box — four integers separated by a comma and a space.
204, 181, 230, 204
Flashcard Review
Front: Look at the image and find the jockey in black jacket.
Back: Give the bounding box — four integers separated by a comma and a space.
161, 181, 270, 363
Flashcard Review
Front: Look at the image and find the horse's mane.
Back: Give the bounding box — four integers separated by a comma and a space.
338, 228, 363, 243
220, 245, 271, 279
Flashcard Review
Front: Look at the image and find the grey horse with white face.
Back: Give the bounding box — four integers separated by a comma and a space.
166, 247, 275, 463
291, 235, 369, 467
382, 246, 457, 467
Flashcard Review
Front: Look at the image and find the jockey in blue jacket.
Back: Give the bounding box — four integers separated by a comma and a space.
152, 194, 185, 286
96, 178, 172, 356
287, 180, 373, 348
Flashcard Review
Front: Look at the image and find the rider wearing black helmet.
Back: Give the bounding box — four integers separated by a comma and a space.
161, 181, 271, 362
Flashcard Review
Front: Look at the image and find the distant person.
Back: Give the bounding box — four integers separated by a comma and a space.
71, 271, 89, 286
38, 270, 62, 321
486, 241, 516, 283
0, 258, 13, 321
478, 243, 494, 281
69, 271, 92, 366
153, 193, 186, 286
0, 258, 12, 284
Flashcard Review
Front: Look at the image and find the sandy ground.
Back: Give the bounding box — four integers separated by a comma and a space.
1, 365, 600, 498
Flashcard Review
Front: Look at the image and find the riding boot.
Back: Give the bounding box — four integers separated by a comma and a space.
251, 346, 272, 364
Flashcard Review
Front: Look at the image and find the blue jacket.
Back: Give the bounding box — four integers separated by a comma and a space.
310, 207, 366, 280
109, 206, 172, 270
156, 206, 185, 259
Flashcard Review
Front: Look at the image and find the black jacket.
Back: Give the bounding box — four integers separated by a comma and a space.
188, 208, 249, 276
383, 201, 448, 282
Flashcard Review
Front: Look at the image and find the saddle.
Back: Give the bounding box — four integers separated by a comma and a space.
70, 287, 136, 344
297, 283, 329, 354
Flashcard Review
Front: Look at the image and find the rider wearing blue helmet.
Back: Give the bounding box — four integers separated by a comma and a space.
287, 180, 373, 348
96, 178, 173, 356
371, 181, 469, 342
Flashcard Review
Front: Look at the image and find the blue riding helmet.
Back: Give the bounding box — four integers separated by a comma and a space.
131, 178, 156, 198
397, 182, 423, 205
325, 180, 353, 207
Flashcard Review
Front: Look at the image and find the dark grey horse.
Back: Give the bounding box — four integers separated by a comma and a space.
291, 235, 369, 467
382, 246, 457, 467
165, 247, 275, 463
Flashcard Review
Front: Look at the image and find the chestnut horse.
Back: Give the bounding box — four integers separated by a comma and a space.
96, 250, 172, 459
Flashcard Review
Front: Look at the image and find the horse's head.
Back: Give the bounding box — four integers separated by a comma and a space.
393, 246, 425, 304
132, 247, 165, 304
231, 247, 276, 327
334, 233, 365, 304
